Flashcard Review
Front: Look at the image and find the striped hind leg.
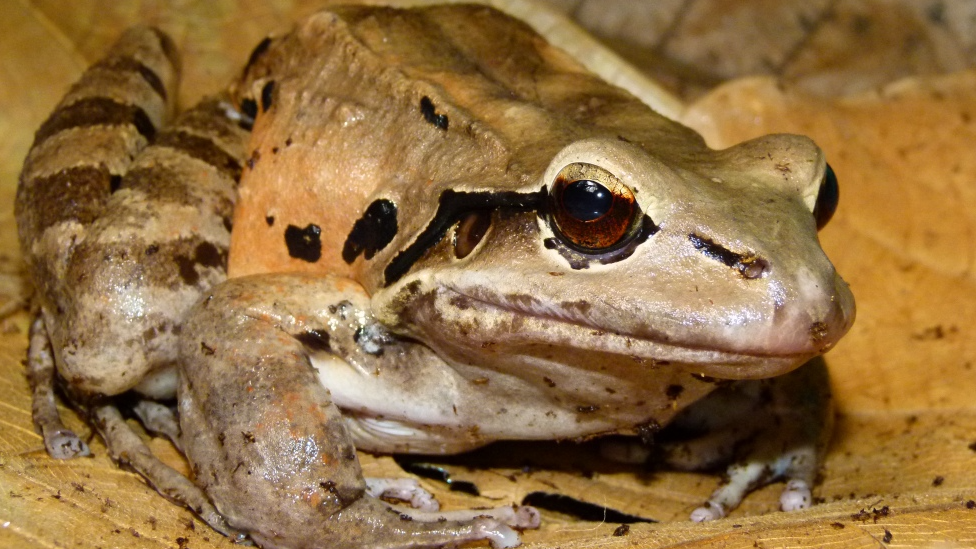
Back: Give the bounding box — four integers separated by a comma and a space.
17, 26, 180, 457
16, 26, 249, 534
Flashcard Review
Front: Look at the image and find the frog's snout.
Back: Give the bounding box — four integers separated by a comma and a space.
777, 268, 856, 355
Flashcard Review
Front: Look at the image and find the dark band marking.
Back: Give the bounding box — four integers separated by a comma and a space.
384, 188, 544, 286
342, 199, 398, 264
34, 97, 155, 146
155, 130, 243, 181
285, 223, 322, 263
260, 81, 275, 112
148, 28, 180, 73
420, 96, 448, 130
94, 57, 168, 100
21, 165, 113, 234
245, 37, 273, 73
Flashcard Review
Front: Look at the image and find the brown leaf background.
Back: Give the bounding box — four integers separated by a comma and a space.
2, 1, 976, 548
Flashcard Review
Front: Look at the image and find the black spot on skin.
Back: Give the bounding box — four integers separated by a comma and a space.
882, 529, 892, 543
194, 242, 223, 269
242, 432, 256, 443
175, 255, 198, 285
238, 98, 257, 130
174, 242, 226, 286
419, 96, 448, 130
296, 330, 331, 353
261, 81, 275, 111
667, 385, 684, 400
265, 215, 275, 227
200, 342, 215, 355
110, 174, 122, 193
145, 245, 159, 256
543, 376, 556, 388
246, 149, 260, 170
34, 97, 156, 146
342, 199, 398, 264
612, 524, 630, 537
245, 37, 273, 72
285, 224, 322, 262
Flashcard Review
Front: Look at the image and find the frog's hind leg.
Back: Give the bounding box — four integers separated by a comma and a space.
90, 403, 240, 537
366, 477, 540, 529
16, 22, 252, 534
26, 315, 90, 459
179, 274, 537, 549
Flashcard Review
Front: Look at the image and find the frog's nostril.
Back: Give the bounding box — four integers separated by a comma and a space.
688, 234, 767, 279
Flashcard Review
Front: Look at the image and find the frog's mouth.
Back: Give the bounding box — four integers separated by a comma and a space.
436, 286, 825, 381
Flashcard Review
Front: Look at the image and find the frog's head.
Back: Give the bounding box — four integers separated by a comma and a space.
369, 135, 854, 381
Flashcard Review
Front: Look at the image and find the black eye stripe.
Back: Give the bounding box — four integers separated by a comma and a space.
383, 188, 544, 286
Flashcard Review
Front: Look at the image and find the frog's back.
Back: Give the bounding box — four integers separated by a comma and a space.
227, 4, 704, 281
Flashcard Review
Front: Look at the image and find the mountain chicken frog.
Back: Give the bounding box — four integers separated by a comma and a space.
15, 3, 855, 548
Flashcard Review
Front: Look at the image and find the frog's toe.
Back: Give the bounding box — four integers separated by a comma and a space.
393, 503, 541, 530
780, 479, 812, 511
472, 518, 521, 549
365, 477, 439, 511
44, 429, 91, 459
689, 501, 725, 522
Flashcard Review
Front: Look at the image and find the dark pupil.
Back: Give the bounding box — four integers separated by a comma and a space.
563, 179, 612, 221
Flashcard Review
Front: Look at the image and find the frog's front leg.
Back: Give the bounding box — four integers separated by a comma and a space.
601, 360, 832, 521
179, 274, 538, 549
684, 360, 833, 521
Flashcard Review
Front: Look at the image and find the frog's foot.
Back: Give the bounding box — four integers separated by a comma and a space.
26, 316, 90, 459
392, 503, 541, 530
366, 477, 439, 511
683, 361, 831, 521
132, 399, 182, 451
689, 446, 818, 522
91, 403, 241, 538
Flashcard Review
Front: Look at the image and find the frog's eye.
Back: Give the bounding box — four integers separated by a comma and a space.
813, 164, 839, 230
548, 163, 642, 251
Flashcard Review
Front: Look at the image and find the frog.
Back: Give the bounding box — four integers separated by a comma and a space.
15, 3, 855, 548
